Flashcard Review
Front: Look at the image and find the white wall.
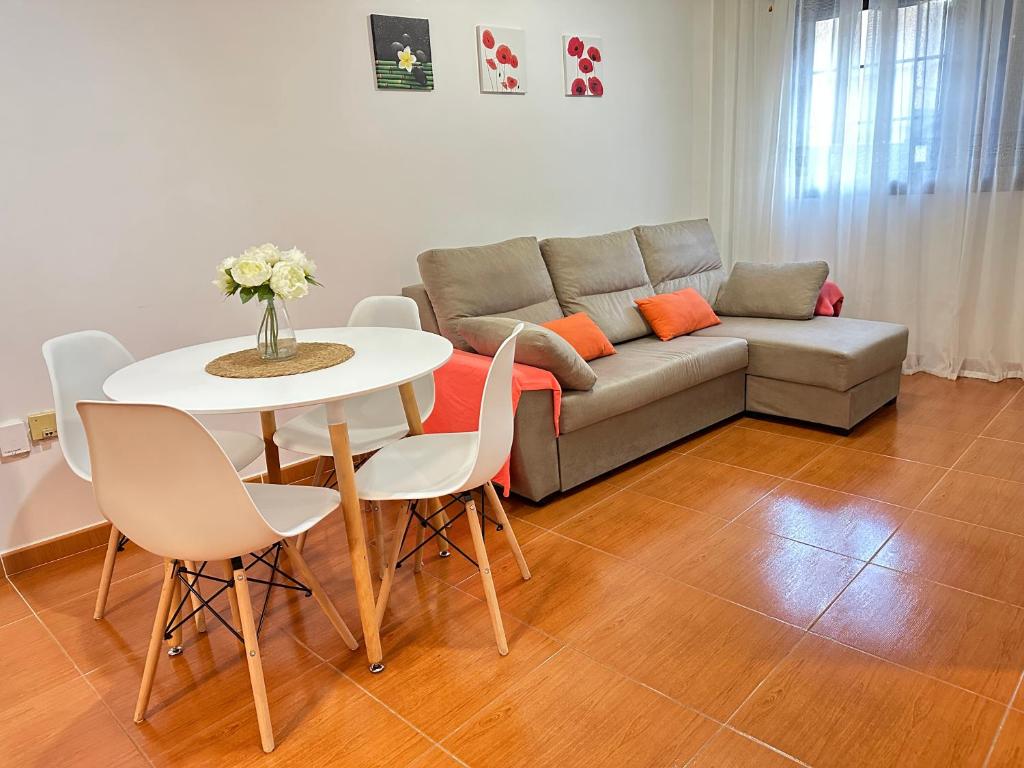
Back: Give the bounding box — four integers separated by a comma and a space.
0, 0, 713, 554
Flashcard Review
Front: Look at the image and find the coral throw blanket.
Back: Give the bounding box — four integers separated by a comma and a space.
815, 280, 845, 317
423, 349, 562, 495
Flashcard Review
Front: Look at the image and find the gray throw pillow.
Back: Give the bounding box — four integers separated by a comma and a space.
457, 317, 597, 391
714, 261, 829, 320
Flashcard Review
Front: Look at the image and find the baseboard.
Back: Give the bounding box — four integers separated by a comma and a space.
1, 455, 326, 576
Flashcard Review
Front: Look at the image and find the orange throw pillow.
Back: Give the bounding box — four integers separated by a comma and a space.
634, 288, 721, 341
541, 313, 616, 361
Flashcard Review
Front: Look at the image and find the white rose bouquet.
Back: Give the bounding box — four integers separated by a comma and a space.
214, 243, 321, 360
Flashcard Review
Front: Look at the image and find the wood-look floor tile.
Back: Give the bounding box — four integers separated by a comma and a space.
1008, 389, 1024, 412
840, 415, 976, 467
893, 392, 1004, 434
738, 481, 910, 560
275, 546, 452, 660
671, 528, 864, 626
629, 455, 780, 520
918, 470, 1024, 536
571, 571, 802, 720
955, 437, 1024, 484
689, 728, 802, 767
38, 564, 166, 674
793, 446, 946, 507
899, 373, 1021, 409
732, 634, 1004, 768
0, 616, 79, 716
691, 427, 823, 477
0, 577, 31, 627
669, 422, 736, 453
406, 748, 466, 768
444, 648, 718, 768
988, 709, 1024, 768
733, 415, 842, 445
1, 676, 148, 767
420, 511, 546, 587
873, 512, 1024, 605
985, 409, 1024, 442
87, 628, 321, 759
333, 588, 560, 742
672, 524, 863, 627
152, 663, 431, 767
507, 478, 620, 530
460, 533, 648, 644
814, 565, 1024, 701
554, 489, 726, 572
11, 541, 160, 613
604, 447, 684, 488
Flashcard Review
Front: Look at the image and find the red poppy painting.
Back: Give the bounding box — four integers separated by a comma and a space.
477, 25, 526, 94
563, 34, 604, 96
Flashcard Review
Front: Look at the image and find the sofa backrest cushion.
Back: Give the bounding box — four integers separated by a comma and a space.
539, 229, 654, 344
458, 316, 597, 391
633, 218, 726, 302
715, 260, 830, 320
417, 236, 564, 350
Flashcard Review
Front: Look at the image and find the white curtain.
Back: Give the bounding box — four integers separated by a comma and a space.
712, 0, 1024, 380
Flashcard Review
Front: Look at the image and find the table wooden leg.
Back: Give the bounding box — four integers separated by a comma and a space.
260, 410, 283, 485
325, 400, 381, 672
398, 382, 450, 559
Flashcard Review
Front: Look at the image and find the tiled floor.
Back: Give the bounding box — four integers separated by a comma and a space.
3, 373, 1024, 767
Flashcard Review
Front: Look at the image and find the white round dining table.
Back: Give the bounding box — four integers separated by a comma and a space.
104, 326, 454, 671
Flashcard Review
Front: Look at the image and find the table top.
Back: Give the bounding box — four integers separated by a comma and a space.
103, 327, 453, 415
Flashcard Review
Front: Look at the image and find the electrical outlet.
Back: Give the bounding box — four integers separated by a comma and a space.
1, 420, 31, 457
28, 410, 58, 441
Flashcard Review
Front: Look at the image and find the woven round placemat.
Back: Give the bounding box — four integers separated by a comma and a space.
205, 342, 354, 379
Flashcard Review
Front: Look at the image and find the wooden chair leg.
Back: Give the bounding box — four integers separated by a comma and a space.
219, 560, 242, 633
375, 501, 414, 628
295, 530, 308, 553
232, 557, 275, 753
281, 539, 359, 650
312, 455, 326, 486
182, 561, 207, 633
167, 575, 184, 653
370, 501, 387, 581
484, 482, 531, 580
465, 498, 509, 655
431, 498, 451, 557
134, 559, 177, 723
94, 526, 121, 620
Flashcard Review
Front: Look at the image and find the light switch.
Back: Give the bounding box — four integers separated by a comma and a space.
0, 420, 31, 457
28, 411, 58, 441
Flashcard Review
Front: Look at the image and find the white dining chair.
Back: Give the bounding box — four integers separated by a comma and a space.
273, 295, 443, 569
355, 323, 531, 655
77, 400, 358, 754
42, 331, 264, 624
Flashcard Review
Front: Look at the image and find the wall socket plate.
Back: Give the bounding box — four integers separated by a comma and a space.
0, 420, 31, 457
28, 410, 58, 441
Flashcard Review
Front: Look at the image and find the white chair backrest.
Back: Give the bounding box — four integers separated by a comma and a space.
461, 323, 523, 491
41, 331, 135, 481
345, 295, 435, 427
77, 401, 281, 562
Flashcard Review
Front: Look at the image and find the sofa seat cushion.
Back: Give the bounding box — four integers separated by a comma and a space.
418, 237, 564, 350
692, 316, 908, 392
540, 229, 655, 344
559, 335, 748, 433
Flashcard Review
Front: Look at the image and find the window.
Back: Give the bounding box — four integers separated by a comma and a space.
789, 0, 950, 197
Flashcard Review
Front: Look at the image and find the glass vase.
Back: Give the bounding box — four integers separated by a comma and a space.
257, 297, 297, 360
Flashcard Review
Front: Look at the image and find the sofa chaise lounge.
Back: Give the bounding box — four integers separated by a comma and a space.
403, 219, 909, 501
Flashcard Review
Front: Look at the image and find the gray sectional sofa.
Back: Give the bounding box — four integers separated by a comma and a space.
403, 219, 909, 501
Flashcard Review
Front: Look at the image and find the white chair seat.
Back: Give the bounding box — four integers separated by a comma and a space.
273, 406, 409, 458
245, 482, 340, 538
355, 432, 480, 501
211, 430, 264, 472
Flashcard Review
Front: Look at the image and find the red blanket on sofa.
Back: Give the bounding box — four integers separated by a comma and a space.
423, 349, 562, 495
